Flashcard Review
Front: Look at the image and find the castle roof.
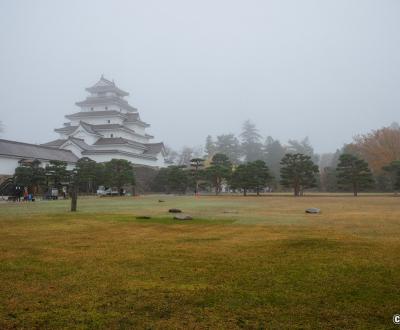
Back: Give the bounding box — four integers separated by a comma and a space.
85, 75, 129, 97
64, 110, 149, 127
65, 110, 123, 119
55, 121, 152, 139
0, 139, 78, 163
75, 95, 137, 112
93, 137, 146, 150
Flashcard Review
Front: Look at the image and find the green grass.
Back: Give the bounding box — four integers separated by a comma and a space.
1, 194, 400, 329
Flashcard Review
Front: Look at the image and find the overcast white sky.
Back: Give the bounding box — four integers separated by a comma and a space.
0, 0, 399, 153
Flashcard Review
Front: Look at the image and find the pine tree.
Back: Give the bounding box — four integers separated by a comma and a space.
383, 160, 400, 191
229, 164, 253, 196
264, 136, 286, 182
280, 153, 319, 196
205, 153, 232, 194
336, 154, 374, 196
104, 159, 135, 195
229, 160, 271, 196
249, 160, 271, 195
240, 120, 263, 162
215, 134, 241, 164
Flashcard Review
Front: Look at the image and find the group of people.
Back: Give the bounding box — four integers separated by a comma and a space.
14, 186, 34, 202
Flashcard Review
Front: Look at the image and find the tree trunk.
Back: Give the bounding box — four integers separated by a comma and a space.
70, 187, 77, 212
353, 182, 358, 196
256, 188, 260, 196
243, 188, 247, 196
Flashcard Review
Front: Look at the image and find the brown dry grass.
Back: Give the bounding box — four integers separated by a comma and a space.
0, 194, 400, 329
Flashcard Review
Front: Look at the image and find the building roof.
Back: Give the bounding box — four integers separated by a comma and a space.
65, 110, 124, 119
75, 96, 137, 112
143, 142, 165, 155
41, 139, 67, 147
81, 149, 158, 161
55, 121, 151, 140
64, 111, 149, 127
0, 139, 78, 163
93, 137, 146, 149
79, 121, 101, 135
61, 137, 94, 150
85, 75, 129, 97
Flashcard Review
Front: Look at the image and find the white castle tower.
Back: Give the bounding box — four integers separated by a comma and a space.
43, 75, 169, 167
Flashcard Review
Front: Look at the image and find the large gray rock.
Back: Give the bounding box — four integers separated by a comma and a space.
305, 208, 321, 214
173, 214, 193, 220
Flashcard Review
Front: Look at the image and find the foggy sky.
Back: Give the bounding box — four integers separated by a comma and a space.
0, 0, 399, 154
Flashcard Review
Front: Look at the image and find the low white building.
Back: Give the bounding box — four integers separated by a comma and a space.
0, 139, 77, 176
0, 76, 170, 176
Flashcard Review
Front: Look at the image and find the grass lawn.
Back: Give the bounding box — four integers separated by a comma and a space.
1, 194, 400, 329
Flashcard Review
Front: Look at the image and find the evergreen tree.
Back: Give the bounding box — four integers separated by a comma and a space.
45, 160, 69, 190
230, 160, 271, 196
76, 157, 98, 193
104, 159, 135, 194
264, 136, 286, 182
280, 153, 319, 196
151, 166, 189, 194
240, 120, 263, 162
14, 160, 46, 194
287, 137, 319, 164
320, 167, 338, 192
249, 160, 271, 195
14, 164, 33, 188
229, 164, 253, 196
166, 166, 189, 193
205, 153, 232, 194
336, 154, 374, 196
215, 134, 241, 164
383, 160, 400, 191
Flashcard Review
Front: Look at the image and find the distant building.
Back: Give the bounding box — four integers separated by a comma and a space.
0, 76, 170, 176
43, 75, 169, 167
0, 139, 77, 176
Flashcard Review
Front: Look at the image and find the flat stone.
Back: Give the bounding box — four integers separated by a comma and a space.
158, 200, 165, 202
136, 216, 151, 219
223, 210, 238, 214
173, 214, 193, 220
305, 208, 321, 214
169, 208, 182, 213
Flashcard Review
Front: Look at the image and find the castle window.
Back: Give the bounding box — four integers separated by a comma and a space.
107, 120, 111, 123
110, 134, 114, 138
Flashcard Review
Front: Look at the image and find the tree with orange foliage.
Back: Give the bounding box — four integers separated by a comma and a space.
346, 123, 400, 174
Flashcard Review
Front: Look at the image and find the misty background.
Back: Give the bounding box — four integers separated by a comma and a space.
0, 0, 399, 154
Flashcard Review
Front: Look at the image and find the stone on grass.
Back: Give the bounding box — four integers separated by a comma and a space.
158, 200, 165, 203
169, 208, 182, 213
173, 214, 193, 220
136, 216, 151, 219
305, 208, 321, 214
223, 210, 238, 214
